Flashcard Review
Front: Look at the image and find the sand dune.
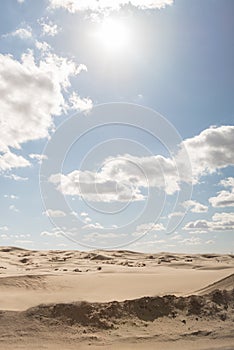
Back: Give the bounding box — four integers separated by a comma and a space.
0, 247, 233, 349
197, 273, 234, 294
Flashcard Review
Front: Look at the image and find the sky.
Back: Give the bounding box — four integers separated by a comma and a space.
0, 0, 233, 253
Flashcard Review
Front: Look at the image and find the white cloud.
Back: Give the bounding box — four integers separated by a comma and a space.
35, 40, 51, 53
84, 216, 92, 223
0, 151, 30, 171
48, 0, 174, 13
43, 209, 66, 217
18, 234, 31, 238
183, 200, 208, 213
1, 234, 9, 239
80, 212, 89, 217
4, 194, 18, 199
4, 174, 28, 181
220, 177, 234, 188
17, 0, 25, 3
0, 51, 87, 171
180, 125, 234, 182
184, 220, 210, 231
209, 177, 234, 208
3, 26, 32, 40
49, 125, 234, 202
40, 230, 62, 237
212, 212, 234, 230
168, 211, 184, 218
206, 240, 215, 244
39, 18, 61, 37
184, 212, 234, 232
179, 236, 202, 246
209, 191, 234, 208
12, 27, 32, 39
82, 222, 104, 229
29, 153, 48, 164
0, 226, 9, 231
49, 167, 147, 202
49, 154, 178, 202
132, 222, 165, 237
69, 92, 93, 112
112, 224, 118, 229
136, 222, 165, 232
9, 204, 19, 212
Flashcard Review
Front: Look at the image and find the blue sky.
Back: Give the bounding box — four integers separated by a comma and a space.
0, 0, 233, 252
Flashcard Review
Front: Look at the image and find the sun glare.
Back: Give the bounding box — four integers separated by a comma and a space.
97, 18, 130, 52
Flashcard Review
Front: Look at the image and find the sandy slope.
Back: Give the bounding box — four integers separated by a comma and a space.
0, 247, 233, 349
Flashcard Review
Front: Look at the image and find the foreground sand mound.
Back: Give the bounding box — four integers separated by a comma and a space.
25, 288, 234, 330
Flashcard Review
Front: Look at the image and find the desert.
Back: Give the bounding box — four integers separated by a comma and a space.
0, 247, 233, 350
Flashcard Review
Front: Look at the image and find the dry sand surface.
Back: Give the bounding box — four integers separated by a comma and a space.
0, 247, 233, 349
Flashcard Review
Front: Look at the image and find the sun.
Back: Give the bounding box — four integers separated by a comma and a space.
97, 18, 130, 52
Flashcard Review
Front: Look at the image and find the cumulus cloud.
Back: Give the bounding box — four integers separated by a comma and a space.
35, 40, 51, 53
209, 191, 234, 208
212, 212, 234, 226
0, 50, 87, 171
70, 211, 78, 217
29, 153, 48, 164
49, 125, 234, 203
179, 236, 202, 246
84, 217, 92, 223
205, 240, 215, 244
136, 222, 165, 232
4, 194, 18, 199
9, 204, 19, 212
43, 209, 67, 217
49, 167, 147, 202
48, 0, 174, 13
209, 177, 234, 208
0, 152, 30, 171
182, 200, 208, 213
69, 92, 93, 112
180, 125, 234, 182
184, 212, 234, 232
1, 234, 9, 239
220, 177, 234, 188
39, 18, 61, 37
132, 223, 165, 237
82, 222, 104, 229
168, 211, 184, 218
184, 220, 209, 231
4, 174, 28, 181
40, 229, 63, 237
49, 153, 179, 202
3, 26, 32, 40
0, 226, 9, 231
